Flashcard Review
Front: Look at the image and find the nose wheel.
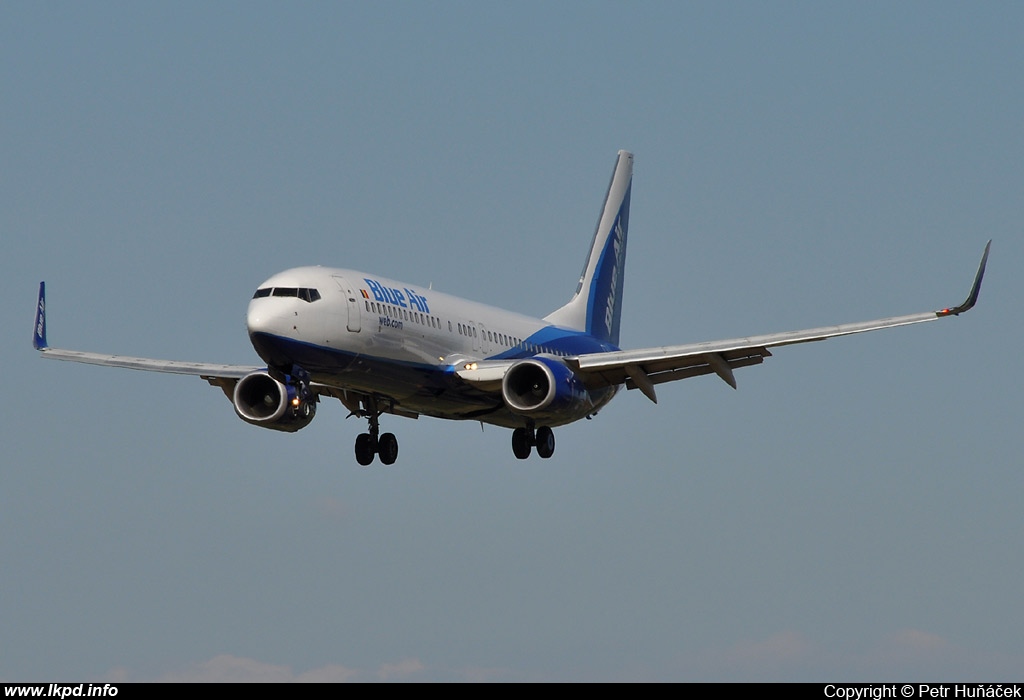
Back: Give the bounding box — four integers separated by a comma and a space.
511, 425, 555, 460
352, 398, 399, 466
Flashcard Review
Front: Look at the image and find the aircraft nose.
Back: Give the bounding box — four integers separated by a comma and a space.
246, 299, 285, 337
246, 299, 298, 368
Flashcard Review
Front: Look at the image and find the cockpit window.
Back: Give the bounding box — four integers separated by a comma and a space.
253, 287, 322, 302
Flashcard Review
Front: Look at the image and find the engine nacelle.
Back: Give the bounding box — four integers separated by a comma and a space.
501, 357, 590, 420
233, 371, 316, 433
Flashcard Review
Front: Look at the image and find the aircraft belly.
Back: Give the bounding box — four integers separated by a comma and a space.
249, 332, 359, 374
249, 332, 619, 428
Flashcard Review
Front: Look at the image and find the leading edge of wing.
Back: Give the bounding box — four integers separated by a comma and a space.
33, 281, 259, 379
568, 241, 991, 397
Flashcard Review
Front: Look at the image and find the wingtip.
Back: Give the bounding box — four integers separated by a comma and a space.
936, 240, 990, 317
33, 281, 47, 350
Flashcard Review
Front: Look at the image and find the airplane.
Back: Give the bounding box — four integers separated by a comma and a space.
33, 151, 990, 466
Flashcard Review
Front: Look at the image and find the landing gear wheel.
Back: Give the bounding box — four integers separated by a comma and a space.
355, 433, 376, 466
378, 432, 399, 465
352, 396, 399, 467
535, 426, 555, 459
512, 428, 532, 460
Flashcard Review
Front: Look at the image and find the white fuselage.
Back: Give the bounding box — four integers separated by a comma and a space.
245, 266, 618, 427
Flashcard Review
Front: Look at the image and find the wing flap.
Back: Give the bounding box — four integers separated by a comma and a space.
623, 354, 767, 391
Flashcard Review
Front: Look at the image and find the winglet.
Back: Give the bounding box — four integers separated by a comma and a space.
936, 240, 991, 317
33, 281, 48, 350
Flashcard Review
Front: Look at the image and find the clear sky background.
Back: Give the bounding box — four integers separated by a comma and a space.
2, 1, 1021, 682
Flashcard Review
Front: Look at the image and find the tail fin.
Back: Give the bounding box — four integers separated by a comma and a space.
545, 150, 633, 346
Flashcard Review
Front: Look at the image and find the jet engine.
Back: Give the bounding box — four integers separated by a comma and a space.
501, 357, 590, 419
233, 371, 316, 432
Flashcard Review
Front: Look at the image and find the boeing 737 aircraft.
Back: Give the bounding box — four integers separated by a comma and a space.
33, 151, 990, 465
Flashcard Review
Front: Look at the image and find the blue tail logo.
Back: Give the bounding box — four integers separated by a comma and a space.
586, 188, 630, 344
545, 151, 633, 347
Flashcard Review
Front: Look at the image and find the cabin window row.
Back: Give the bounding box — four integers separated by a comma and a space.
365, 300, 441, 329
362, 299, 567, 357
458, 324, 566, 357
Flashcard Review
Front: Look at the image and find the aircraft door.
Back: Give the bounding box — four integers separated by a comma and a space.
331, 275, 362, 333
479, 323, 492, 355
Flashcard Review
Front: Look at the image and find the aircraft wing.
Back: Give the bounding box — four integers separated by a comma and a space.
566, 241, 991, 403
33, 346, 260, 378
32, 282, 262, 398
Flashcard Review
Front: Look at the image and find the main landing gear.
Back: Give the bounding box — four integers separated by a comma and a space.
352, 399, 399, 466
511, 425, 555, 460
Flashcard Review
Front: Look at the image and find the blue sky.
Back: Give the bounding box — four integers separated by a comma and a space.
2, 1, 1021, 681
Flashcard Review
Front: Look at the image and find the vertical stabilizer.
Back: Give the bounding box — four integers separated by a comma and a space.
544, 150, 632, 346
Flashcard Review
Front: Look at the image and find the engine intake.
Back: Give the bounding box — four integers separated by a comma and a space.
502, 357, 587, 416
233, 371, 316, 432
